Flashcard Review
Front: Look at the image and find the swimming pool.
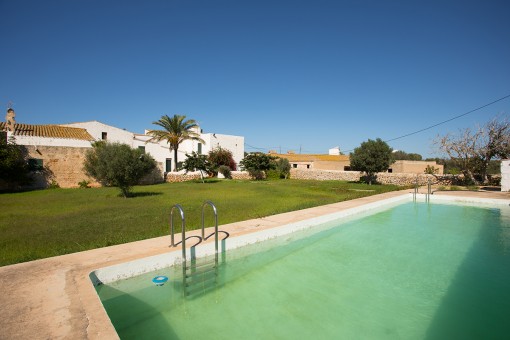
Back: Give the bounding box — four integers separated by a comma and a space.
94, 197, 510, 339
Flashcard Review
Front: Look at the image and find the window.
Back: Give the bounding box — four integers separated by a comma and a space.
101, 132, 107, 140
306, 164, 310, 169
28, 158, 43, 171
197, 143, 202, 154
165, 158, 172, 172
293, 164, 297, 168
388, 168, 393, 173
138, 146, 145, 153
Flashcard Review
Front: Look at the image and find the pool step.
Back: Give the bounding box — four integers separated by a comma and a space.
185, 258, 216, 271
185, 265, 217, 280
184, 259, 219, 297
185, 278, 217, 296
185, 272, 217, 287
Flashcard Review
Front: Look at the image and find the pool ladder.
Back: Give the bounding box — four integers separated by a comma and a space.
413, 176, 432, 202
170, 201, 229, 297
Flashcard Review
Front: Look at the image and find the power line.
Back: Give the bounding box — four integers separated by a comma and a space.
385, 93, 510, 143
343, 93, 510, 153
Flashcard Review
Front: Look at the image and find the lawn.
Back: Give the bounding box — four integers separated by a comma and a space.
0, 179, 402, 266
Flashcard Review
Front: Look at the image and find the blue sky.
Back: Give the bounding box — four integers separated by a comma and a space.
1, 0, 509, 158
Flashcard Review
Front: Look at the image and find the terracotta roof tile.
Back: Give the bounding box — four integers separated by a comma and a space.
0, 122, 94, 141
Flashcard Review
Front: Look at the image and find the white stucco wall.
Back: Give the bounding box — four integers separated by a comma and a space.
201, 133, 244, 169
62, 121, 134, 145
501, 160, 510, 192
7, 133, 92, 147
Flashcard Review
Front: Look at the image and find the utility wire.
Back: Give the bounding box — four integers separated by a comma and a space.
385, 93, 510, 143
343, 93, 510, 153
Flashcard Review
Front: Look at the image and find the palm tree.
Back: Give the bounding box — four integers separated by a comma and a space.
147, 114, 205, 172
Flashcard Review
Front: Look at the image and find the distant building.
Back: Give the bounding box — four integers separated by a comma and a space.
388, 160, 444, 175
269, 151, 350, 171
270, 148, 443, 175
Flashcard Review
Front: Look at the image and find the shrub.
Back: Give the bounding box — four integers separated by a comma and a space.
78, 180, 91, 188
217, 165, 232, 179
0, 136, 32, 191
84, 142, 156, 197
266, 169, 281, 180
424, 165, 439, 175
48, 180, 60, 189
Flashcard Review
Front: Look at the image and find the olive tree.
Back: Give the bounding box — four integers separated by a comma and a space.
350, 138, 393, 185
84, 142, 156, 197
275, 158, 291, 179
434, 117, 510, 184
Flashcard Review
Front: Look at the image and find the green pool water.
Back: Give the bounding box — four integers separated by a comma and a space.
96, 201, 510, 339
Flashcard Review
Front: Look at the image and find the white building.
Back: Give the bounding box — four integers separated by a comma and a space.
62, 120, 244, 172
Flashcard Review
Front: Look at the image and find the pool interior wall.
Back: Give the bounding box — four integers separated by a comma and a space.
93, 194, 510, 339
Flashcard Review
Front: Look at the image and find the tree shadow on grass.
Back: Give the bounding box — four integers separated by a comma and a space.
129, 192, 164, 198
190, 179, 222, 184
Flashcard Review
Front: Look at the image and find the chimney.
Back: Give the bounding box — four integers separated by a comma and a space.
5, 108, 16, 132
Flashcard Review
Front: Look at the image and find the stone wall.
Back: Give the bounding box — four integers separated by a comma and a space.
25, 145, 97, 189
165, 171, 255, 182
290, 169, 456, 186
165, 172, 203, 183
231, 171, 253, 180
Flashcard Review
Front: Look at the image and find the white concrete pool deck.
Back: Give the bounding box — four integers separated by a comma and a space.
0, 189, 508, 339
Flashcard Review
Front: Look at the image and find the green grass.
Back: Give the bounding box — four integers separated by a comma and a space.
0, 179, 402, 266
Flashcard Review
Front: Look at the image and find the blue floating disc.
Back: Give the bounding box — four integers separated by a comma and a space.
152, 276, 169, 286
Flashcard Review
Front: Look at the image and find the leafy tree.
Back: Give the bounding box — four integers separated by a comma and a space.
350, 138, 393, 185
392, 150, 422, 161
180, 151, 211, 182
239, 152, 276, 180
275, 158, 291, 179
146, 114, 205, 172
208, 146, 236, 174
84, 142, 156, 197
434, 117, 510, 184
0, 136, 32, 191
424, 165, 439, 175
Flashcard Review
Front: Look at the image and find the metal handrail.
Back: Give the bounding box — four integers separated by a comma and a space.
426, 177, 432, 202
201, 200, 218, 252
170, 204, 186, 261
413, 176, 419, 201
